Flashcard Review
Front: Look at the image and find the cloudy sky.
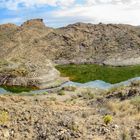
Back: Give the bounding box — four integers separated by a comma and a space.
0, 0, 140, 27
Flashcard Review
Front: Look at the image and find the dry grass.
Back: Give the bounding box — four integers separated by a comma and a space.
105, 100, 138, 117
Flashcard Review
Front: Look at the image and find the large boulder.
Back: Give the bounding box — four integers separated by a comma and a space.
0, 57, 68, 89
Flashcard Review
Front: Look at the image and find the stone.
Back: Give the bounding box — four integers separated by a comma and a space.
3, 129, 10, 138
0, 57, 68, 89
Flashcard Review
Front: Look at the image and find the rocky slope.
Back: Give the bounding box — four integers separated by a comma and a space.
1, 19, 140, 88
0, 83, 140, 139
0, 19, 140, 66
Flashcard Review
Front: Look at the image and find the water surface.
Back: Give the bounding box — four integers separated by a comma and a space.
1, 77, 140, 94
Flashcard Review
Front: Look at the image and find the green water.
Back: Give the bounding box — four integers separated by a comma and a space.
0, 85, 34, 93
56, 64, 140, 84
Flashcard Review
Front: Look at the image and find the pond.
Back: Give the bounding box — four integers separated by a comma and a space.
56, 64, 140, 83
1, 64, 140, 94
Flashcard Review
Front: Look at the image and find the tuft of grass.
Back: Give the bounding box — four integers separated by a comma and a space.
42, 92, 48, 95
56, 64, 140, 84
82, 91, 95, 100
62, 86, 77, 91
49, 97, 57, 101
121, 129, 131, 140
0, 60, 9, 67
58, 91, 65, 96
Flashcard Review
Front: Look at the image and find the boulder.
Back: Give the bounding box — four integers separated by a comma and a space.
0, 57, 68, 89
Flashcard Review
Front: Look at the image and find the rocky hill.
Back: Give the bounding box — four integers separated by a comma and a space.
1, 19, 140, 66
1, 19, 140, 88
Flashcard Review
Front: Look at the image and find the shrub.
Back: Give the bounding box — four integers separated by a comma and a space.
49, 97, 56, 101
82, 90, 95, 100
121, 128, 131, 140
103, 115, 112, 125
43, 92, 48, 95
58, 91, 65, 96
62, 86, 76, 91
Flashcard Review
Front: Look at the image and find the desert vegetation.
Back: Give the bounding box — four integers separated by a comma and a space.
0, 83, 140, 139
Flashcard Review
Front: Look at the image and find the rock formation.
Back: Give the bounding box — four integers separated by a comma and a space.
0, 56, 68, 89
1, 19, 140, 65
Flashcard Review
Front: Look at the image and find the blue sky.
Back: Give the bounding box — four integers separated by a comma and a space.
0, 0, 140, 27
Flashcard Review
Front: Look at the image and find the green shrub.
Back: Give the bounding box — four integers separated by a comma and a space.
43, 92, 48, 95
58, 91, 65, 96
103, 115, 112, 125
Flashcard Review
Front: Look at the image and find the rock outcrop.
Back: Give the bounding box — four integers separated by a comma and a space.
21, 19, 46, 29
0, 56, 68, 89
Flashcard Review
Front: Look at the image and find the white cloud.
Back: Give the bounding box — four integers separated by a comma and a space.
86, 0, 140, 5
1, 0, 140, 26
0, 0, 75, 10
50, 0, 140, 26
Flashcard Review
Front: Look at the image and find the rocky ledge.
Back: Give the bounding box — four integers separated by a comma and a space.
0, 57, 68, 89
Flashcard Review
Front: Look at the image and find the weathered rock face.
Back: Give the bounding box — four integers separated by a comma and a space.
0, 56, 68, 89
21, 19, 46, 29
1, 19, 140, 66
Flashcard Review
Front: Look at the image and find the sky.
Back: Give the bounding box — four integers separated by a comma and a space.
0, 0, 140, 27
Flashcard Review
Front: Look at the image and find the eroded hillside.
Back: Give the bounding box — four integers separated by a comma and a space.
0, 19, 140, 65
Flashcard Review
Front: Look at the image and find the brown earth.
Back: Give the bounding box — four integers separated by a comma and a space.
0, 83, 140, 140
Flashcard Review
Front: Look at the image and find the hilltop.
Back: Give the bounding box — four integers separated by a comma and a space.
0, 19, 140, 65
